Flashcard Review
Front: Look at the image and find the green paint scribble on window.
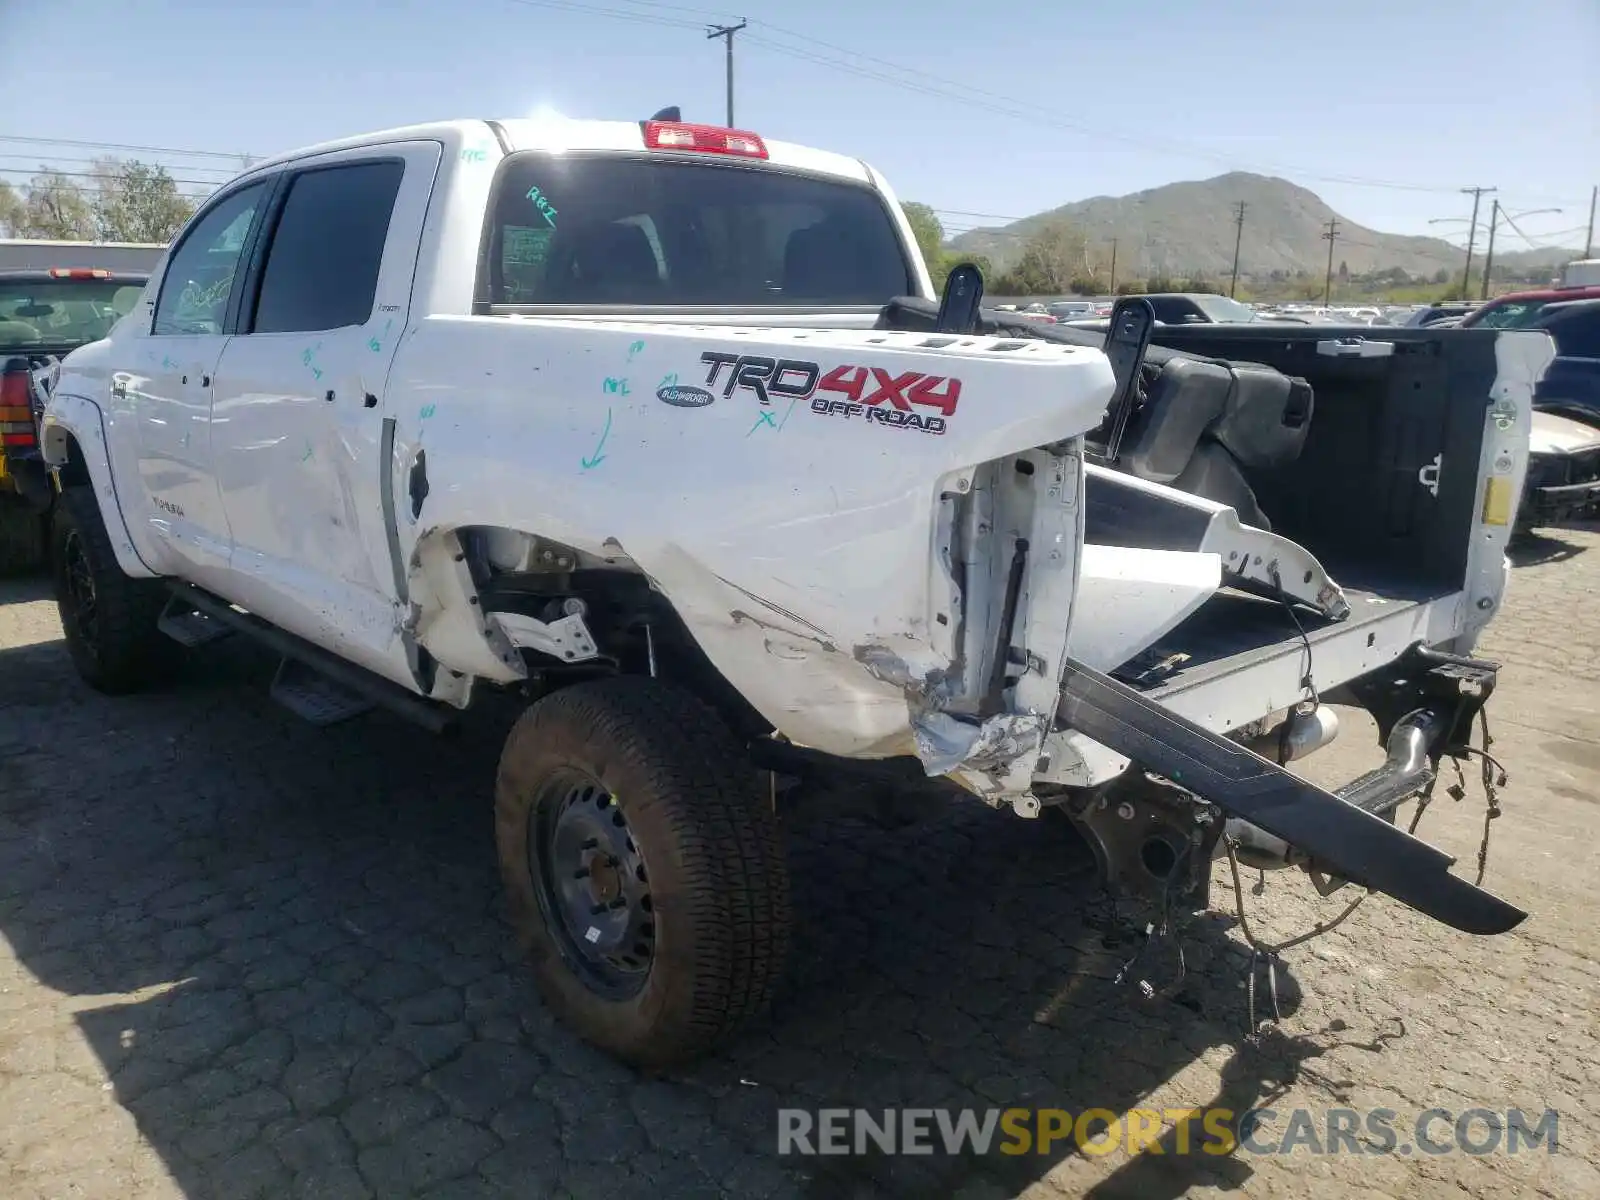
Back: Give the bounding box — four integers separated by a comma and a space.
502, 225, 554, 302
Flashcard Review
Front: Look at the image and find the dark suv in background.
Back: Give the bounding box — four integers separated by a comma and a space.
1464, 291, 1600, 531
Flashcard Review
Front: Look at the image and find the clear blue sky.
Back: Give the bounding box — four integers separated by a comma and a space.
3, 0, 1596, 248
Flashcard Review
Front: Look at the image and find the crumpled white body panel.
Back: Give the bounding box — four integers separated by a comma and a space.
389, 317, 1118, 777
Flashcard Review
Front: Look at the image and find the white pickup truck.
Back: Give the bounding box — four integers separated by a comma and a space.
38, 113, 1550, 1066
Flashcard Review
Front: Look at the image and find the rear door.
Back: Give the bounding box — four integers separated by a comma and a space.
210, 141, 441, 684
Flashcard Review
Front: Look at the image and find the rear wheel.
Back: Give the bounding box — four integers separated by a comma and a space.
495, 677, 791, 1068
50, 486, 170, 693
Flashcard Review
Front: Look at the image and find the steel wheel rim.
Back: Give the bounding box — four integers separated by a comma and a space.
61, 528, 100, 655
529, 770, 655, 999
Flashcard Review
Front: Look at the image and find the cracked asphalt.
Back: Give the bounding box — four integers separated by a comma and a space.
2, 528, 1599, 1199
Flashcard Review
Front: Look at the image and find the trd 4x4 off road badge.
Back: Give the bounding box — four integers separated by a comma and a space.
697, 352, 959, 435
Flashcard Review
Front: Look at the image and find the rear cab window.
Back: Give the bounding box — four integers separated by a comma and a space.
0, 278, 145, 351
479, 153, 913, 308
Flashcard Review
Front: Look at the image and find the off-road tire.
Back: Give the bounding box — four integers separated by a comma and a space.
0, 496, 47, 576
495, 677, 792, 1068
50, 485, 170, 694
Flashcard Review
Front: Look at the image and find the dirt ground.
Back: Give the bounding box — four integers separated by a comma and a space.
2, 529, 1598, 1200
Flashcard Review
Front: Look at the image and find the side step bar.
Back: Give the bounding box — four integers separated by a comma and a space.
163, 582, 458, 735
1055, 655, 1526, 936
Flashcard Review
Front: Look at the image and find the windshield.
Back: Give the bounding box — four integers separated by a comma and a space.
0, 279, 144, 349
1466, 299, 1550, 329
481, 153, 913, 307
1190, 294, 1259, 323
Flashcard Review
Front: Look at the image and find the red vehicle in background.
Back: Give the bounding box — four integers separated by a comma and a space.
1461, 282, 1600, 331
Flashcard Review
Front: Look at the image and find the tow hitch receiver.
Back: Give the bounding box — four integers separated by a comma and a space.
1055, 653, 1527, 936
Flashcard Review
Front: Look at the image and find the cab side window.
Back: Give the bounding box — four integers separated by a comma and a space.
251, 161, 405, 334
152, 183, 269, 336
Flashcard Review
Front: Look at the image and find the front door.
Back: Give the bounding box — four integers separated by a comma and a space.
125, 181, 271, 584
210, 143, 441, 685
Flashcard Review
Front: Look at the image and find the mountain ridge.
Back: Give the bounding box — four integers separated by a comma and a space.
947, 171, 1579, 281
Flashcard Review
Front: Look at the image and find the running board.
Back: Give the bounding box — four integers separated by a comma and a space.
157, 594, 235, 648
1054, 655, 1526, 935
270, 658, 374, 726
165, 582, 458, 735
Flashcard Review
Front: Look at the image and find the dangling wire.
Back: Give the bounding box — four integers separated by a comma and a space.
1224, 836, 1369, 1039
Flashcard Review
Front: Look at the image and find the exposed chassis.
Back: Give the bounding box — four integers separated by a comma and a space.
1053, 642, 1523, 936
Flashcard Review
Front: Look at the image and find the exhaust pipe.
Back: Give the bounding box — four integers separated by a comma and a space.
1224, 706, 1448, 870
1239, 704, 1340, 763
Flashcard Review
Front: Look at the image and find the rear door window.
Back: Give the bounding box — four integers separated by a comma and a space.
251, 160, 405, 334
482, 154, 912, 307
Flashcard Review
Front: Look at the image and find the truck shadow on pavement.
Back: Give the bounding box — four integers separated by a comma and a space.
0, 630, 1397, 1200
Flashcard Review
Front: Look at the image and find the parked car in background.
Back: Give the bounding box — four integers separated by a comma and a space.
1519, 410, 1600, 535
1462, 283, 1600, 333
1047, 300, 1095, 320
1405, 301, 1481, 328
1460, 295, 1600, 534
0, 267, 150, 572
1522, 298, 1600, 427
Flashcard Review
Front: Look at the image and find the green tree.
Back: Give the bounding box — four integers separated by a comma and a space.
92, 158, 194, 242
1011, 220, 1088, 295
898, 202, 1000, 293
18, 171, 97, 239
900, 201, 945, 274
0, 181, 22, 236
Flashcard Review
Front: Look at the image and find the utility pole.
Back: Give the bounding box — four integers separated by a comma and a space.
1586, 185, 1597, 258
1108, 238, 1118, 294
1480, 199, 1500, 302
1321, 218, 1340, 307
1459, 185, 1496, 298
706, 20, 747, 128
1229, 201, 1247, 298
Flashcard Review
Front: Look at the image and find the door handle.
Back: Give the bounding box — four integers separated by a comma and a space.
110, 378, 127, 400
325, 390, 335, 402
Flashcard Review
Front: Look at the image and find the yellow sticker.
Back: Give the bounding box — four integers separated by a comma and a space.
1483, 476, 1514, 526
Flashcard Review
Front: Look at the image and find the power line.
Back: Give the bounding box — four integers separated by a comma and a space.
0, 133, 255, 161
497, 0, 706, 31
0, 166, 218, 201
493, 0, 1497, 195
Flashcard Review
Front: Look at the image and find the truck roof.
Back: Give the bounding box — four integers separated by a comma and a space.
237, 116, 874, 187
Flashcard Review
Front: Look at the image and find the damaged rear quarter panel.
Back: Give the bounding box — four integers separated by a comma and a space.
384, 316, 1115, 763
